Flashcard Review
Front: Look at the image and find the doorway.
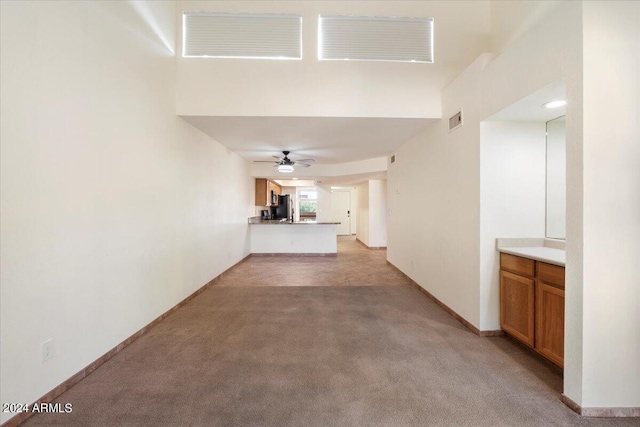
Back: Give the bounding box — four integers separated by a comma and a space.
331, 190, 351, 236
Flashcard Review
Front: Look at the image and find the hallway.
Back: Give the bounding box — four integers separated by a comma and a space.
219, 236, 408, 287
22, 240, 637, 426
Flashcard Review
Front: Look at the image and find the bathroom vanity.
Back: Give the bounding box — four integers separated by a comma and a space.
497, 238, 565, 368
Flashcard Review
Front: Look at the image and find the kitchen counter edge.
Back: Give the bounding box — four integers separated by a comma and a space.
248, 219, 340, 225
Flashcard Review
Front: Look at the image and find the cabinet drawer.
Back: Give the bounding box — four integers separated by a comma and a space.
500, 253, 535, 277
537, 262, 565, 288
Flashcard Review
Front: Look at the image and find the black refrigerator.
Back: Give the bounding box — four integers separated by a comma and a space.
272, 195, 292, 221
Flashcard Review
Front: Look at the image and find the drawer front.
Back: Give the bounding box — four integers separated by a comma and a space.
537, 262, 565, 288
500, 253, 535, 277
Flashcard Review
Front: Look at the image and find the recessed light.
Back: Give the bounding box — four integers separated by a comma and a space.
542, 100, 566, 109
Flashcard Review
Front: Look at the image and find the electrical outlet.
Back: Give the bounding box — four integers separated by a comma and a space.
42, 339, 53, 362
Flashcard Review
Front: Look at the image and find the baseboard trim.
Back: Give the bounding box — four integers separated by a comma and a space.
561, 395, 640, 418
0, 254, 251, 427
478, 329, 505, 337
250, 253, 337, 257
386, 260, 503, 338
355, 238, 387, 250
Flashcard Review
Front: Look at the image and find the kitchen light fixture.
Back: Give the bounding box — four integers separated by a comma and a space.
542, 100, 566, 109
278, 164, 294, 173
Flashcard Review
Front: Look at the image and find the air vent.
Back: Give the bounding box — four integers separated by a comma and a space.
183, 12, 302, 59
319, 15, 434, 63
449, 110, 463, 132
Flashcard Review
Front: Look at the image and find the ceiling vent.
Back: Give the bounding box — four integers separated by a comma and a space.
319, 15, 434, 63
183, 12, 302, 59
449, 110, 463, 132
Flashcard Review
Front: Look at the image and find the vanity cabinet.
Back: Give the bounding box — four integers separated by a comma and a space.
255, 179, 281, 207
535, 263, 565, 367
500, 253, 565, 367
500, 254, 535, 347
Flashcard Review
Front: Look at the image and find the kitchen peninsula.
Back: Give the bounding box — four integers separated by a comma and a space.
249, 218, 340, 255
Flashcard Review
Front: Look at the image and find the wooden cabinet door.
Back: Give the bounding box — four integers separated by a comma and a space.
500, 270, 535, 347
535, 283, 565, 367
255, 179, 270, 206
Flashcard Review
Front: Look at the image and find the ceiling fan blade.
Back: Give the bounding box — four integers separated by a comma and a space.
254, 160, 278, 163
294, 159, 315, 163
273, 155, 284, 160
296, 163, 311, 168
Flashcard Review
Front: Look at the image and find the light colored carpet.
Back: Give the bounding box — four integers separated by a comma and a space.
21, 239, 638, 426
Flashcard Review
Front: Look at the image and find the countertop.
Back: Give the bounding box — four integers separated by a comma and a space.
249, 218, 340, 225
496, 238, 566, 267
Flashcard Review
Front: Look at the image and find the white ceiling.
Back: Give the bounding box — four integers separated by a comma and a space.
181, 116, 435, 164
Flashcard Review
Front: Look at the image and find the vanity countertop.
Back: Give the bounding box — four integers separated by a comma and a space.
496, 238, 566, 267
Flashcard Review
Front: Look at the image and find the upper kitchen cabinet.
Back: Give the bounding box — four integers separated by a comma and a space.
255, 179, 281, 206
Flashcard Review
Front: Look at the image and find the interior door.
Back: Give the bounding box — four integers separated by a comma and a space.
331, 191, 351, 235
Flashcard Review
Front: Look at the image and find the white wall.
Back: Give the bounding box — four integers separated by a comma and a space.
388, 1, 582, 332
546, 118, 566, 239
357, 182, 370, 246
368, 180, 388, 247
479, 121, 546, 330
176, 1, 491, 119
351, 187, 358, 234
579, 0, 640, 408
356, 180, 387, 248
390, 0, 640, 410
489, 1, 562, 53
387, 56, 485, 328
315, 184, 332, 223
0, 2, 252, 422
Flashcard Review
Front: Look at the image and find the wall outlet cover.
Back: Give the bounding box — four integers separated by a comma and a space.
42, 339, 53, 362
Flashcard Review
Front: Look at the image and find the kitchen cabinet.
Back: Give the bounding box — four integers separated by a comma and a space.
500, 253, 565, 367
255, 179, 281, 207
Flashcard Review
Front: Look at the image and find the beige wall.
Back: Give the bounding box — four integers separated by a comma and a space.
357, 180, 387, 248
176, 0, 491, 119
368, 180, 388, 247
0, 2, 253, 421
389, 0, 640, 410
479, 121, 547, 330
357, 182, 370, 246
489, 1, 562, 53
578, 0, 640, 408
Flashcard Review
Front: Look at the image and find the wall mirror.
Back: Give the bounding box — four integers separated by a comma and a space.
546, 115, 566, 239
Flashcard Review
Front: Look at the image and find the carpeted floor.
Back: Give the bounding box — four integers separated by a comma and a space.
22, 238, 638, 426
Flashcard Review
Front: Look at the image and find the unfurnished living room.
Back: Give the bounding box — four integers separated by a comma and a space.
1, 1, 639, 426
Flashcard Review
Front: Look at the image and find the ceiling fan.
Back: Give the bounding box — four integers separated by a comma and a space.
254, 151, 315, 173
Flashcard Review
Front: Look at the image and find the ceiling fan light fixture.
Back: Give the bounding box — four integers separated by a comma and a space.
278, 164, 294, 173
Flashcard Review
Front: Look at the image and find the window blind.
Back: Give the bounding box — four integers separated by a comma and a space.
319, 15, 434, 63
183, 12, 302, 59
